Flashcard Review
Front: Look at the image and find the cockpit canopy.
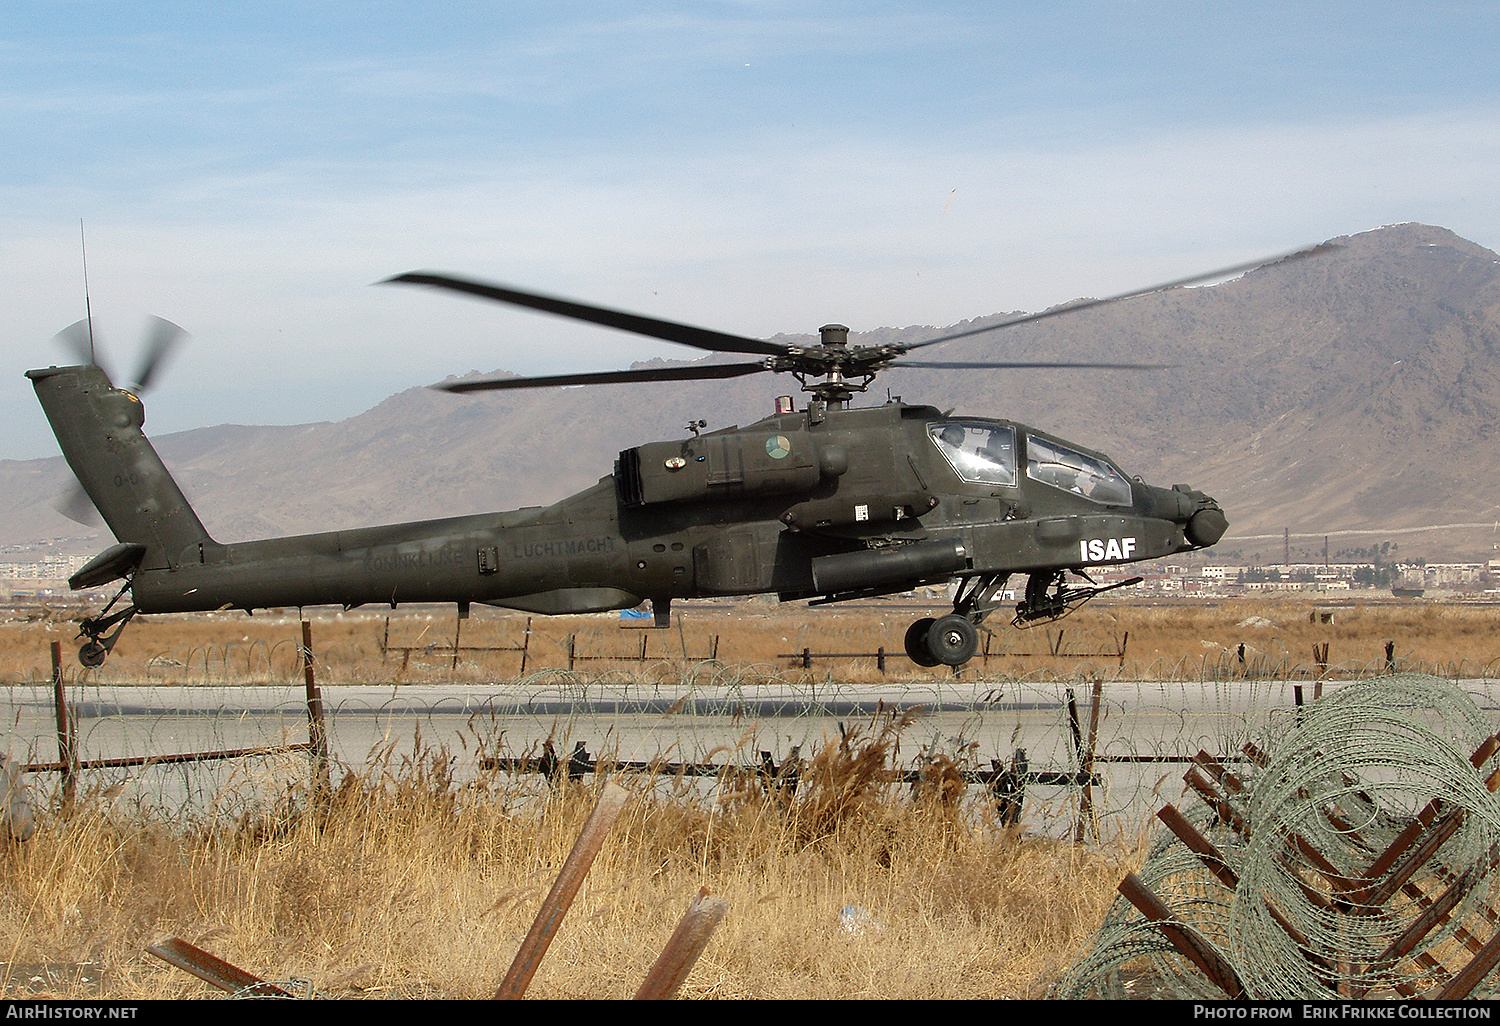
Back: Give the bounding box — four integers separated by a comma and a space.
928, 421, 1017, 487
928, 420, 1132, 506
1025, 434, 1132, 505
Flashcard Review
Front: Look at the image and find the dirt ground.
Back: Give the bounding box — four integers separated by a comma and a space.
2, 593, 1494, 685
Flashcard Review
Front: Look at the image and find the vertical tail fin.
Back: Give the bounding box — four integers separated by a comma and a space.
28, 364, 212, 570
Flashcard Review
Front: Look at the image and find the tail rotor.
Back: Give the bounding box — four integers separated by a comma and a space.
48, 316, 189, 526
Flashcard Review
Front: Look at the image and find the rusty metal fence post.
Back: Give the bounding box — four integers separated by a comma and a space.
1074, 679, 1103, 842
300, 621, 331, 799
147, 937, 295, 998
519, 617, 531, 674
50, 641, 76, 812
635, 887, 729, 999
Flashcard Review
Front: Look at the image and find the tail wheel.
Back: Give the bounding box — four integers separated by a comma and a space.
904, 617, 940, 667
926, 614, 979, 667
79, 641, 107, 668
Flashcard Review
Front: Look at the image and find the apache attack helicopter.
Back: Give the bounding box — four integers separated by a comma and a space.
29, 246, 1329, 669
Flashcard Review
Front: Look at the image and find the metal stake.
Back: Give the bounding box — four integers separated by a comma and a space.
51, 642, 75, 811
495, 781, 628, 999
635, 887, 729, 1000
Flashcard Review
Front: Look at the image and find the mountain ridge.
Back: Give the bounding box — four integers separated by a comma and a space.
6, 222, 1500, 564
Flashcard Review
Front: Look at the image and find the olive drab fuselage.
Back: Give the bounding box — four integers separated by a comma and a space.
28, 363, 1227, 667
30, 364, 1225, 614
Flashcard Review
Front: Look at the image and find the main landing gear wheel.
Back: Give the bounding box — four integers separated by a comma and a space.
905, 614, 980, 667
925, 614, 979, 667
904, 617, 940, 667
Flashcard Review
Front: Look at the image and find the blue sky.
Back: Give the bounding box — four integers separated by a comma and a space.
3, 1, 1499, 459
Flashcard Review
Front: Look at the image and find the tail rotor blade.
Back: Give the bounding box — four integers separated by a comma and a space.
131, 316, 187, 392
54, 482, 103, 528
52, 319, 111, 375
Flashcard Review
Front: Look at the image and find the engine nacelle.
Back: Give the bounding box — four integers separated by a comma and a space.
617, 428, 833, 506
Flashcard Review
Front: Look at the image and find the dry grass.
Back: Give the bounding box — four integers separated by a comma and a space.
1, 594, 1497, 685
0, 717, 1142, 1000
4, 594, 1492, 998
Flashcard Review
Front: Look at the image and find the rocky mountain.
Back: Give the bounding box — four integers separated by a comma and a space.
5, 222, 1499, 563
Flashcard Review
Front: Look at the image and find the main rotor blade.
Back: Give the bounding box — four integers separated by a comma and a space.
893, 359, 1171, 371
384, 272, 791, 358
435, 361, 770, 393
907, 242, 1341, 351
130, 316, 187, 392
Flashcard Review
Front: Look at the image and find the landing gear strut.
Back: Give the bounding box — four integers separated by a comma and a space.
75, 580, 138, 668
902, 573, 1011, 668
901, 568, 1146, 666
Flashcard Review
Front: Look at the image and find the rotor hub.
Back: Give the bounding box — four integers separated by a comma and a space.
779, 325, 880, 407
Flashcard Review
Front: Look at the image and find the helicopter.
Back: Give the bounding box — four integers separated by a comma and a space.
28, 245, 1332, 669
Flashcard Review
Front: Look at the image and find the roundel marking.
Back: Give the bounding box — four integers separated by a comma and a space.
766, 435, 792, 459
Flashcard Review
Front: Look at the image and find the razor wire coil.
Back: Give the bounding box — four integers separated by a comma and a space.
1057, 673, 1500, 1000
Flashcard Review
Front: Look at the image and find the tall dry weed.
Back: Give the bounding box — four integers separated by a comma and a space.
785, 710, 913, 847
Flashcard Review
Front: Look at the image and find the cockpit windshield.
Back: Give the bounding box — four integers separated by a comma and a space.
928, 421, 1017, 487
1025, 434, 1132, 505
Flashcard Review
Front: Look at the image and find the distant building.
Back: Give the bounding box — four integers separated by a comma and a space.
0, 556, 88, 580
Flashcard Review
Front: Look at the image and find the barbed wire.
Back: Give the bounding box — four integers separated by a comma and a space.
14, 648, 1500, 689
1231, 675, 1500, 999
1055, 673, 1500, 999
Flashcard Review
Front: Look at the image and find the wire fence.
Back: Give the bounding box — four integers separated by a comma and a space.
1055, 673, 1500, 999
6, 637, 1499, 841
2, 613, 1498, 839
14, 618, 1500, 687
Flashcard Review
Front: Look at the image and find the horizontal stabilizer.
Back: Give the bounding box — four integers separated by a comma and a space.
70, 543, 147, 590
